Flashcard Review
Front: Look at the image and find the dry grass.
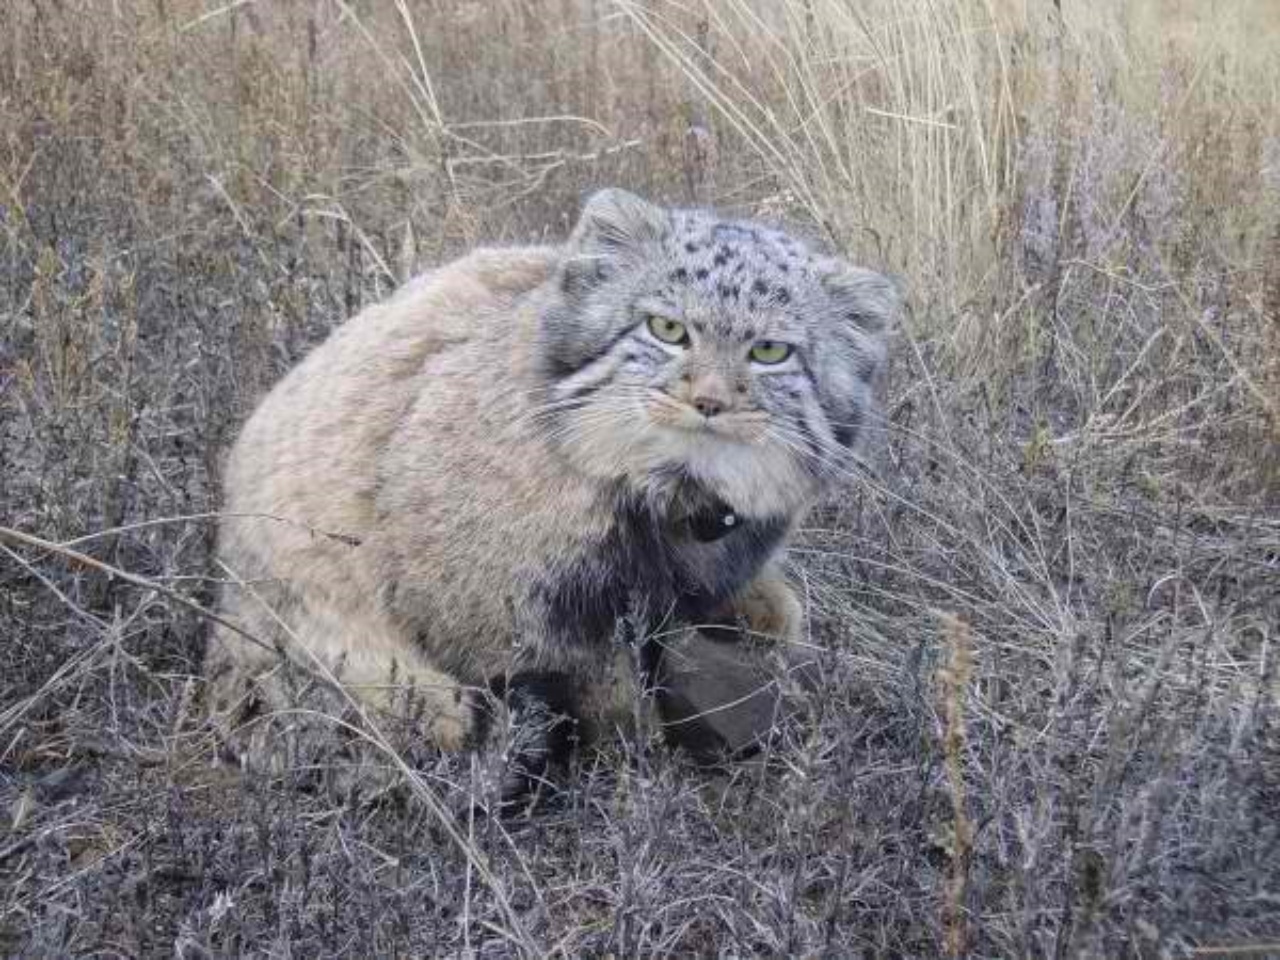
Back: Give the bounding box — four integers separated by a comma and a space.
2, 0, 1278, 956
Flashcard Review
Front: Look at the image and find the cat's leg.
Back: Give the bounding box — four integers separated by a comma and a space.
205, 595, 478, 791
484, 670, 580, 809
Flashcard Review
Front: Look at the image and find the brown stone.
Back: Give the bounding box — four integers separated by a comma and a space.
656, 628, 820, 762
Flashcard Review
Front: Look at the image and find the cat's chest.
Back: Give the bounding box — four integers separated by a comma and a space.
533, 486, 788, 646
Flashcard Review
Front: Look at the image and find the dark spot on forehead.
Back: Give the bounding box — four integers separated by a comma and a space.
669, 267, 688, 282
774, 287, 791, 305
777, 261, 790, 273
717, 284, 740, 301
684, 240, 700, 253
752, 278, 769, 296
694, 267, 709, 280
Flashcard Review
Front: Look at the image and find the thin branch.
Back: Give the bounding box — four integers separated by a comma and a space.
0, 525, 275, 656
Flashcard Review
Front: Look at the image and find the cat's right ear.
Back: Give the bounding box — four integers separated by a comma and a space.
820, 263, 900, 338
561, 189, 669, 297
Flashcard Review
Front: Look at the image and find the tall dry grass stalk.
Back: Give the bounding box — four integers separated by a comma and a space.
618, 0, 1017, 297
938, 612, 975, 958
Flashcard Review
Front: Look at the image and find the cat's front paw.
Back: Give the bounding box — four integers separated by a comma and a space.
730, 575, 804, 645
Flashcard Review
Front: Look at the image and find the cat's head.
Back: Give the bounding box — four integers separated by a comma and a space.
536, 189, 897, 519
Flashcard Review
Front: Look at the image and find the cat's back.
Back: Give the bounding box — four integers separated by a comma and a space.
220, 245, 558, 553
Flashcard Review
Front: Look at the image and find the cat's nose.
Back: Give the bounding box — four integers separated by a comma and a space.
688, 370, 734, 419
694, 395, 726, 418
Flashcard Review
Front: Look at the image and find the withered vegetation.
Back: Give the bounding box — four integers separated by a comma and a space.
2, 1, 1278, 956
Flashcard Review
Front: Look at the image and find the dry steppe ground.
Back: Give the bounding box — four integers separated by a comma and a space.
2, 1, 1279, 956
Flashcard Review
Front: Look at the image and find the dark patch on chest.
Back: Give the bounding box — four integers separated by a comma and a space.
533, 479, 787, 647
685, 498, 741, 542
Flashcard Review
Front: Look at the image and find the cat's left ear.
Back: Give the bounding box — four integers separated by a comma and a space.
561, 189, 670, 296
820, 263, 900, 337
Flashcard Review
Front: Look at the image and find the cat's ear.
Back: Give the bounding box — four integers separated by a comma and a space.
820, 262, 900, 337
561, 189, 670, 296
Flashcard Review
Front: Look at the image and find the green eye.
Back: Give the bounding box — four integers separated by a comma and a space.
646, 315, 689, 346
749, 340, 793, 364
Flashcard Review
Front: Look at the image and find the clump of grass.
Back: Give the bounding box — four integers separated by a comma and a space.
2, 1, 1278, 956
